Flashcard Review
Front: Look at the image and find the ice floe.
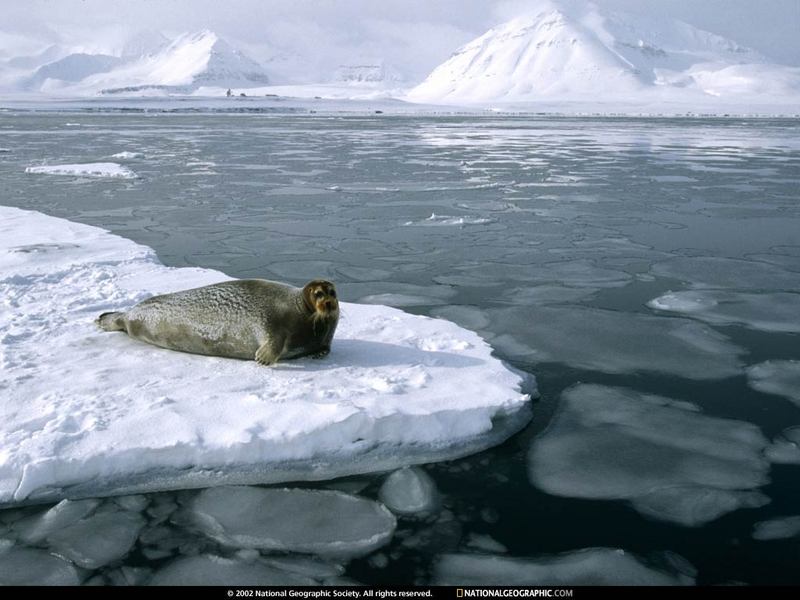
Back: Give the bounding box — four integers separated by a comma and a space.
110, 151, 144, 159
149, 554, 315, 586
463, 533, 508, 554
651, 256, 800, 291
528, 384, 770, 526
13, 498, 101, 544
0, 546, 81, 585
752, 516, 800, 541
746, 361, 800, 406
25, 162, 138, 179
0, 205, 532, 506
433, 305, 745, 380
648, 290, 800, 333
378, 467, 440, 517
434, 548, 695, 586
183, 486, 395, 558
766, 427, 800, 464
403, 213, 494, 227
46, 506, 145, 569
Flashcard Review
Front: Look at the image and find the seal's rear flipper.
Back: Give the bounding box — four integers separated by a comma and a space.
97, 311, 125, 331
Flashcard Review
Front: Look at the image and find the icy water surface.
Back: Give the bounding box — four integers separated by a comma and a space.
1, 112, 800, 585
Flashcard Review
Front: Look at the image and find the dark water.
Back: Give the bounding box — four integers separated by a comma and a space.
1, 112, 799, 585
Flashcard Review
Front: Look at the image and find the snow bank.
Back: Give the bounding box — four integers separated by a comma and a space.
0, 206, 532, 507
25, 162, 137, 179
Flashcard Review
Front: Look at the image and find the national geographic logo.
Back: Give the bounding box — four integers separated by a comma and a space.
457, 590, 574, 598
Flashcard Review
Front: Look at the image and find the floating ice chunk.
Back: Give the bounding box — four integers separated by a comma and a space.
113, 494, 149, 512
25, 162, 138, 179
651, 256, 800, 291
753, 516, 800, 541
378, 467, 440, 516
13, 498, 100, 544
630, 486, 769, 527
46, 507, 145, 569
0, 206, 531, 506
434, 548, 694, 586
404, 213, 494, 226
746, 361, 800, 406
766, 427, 800, 464
464, 533, 508, 554
262, 556, 345, 579
766, 440, 800, 464
648, 290, 800, 333
149, 554, 315, 586
436, 260, 630, 290
436, 305, 745, 380
186, 486, 396, 558
528, 384, 769, 526
359, 293, 449, 307
110, 151, 144, 159
106, 566, 153, 586
502, 285, 597, 305
0, 148, 10, 153
0, 546, 80, 585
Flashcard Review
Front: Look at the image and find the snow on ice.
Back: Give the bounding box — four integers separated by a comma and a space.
25, 162, 138, 179
0, 205, 532, 506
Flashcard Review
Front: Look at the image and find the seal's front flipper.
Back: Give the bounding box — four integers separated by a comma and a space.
255, 338, 282, 366
311, 347, 330, 359
97, 311, 125, 332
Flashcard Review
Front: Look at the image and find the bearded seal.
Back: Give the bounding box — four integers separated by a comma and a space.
97, 279, 339, 366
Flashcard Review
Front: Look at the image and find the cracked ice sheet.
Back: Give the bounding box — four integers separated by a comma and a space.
0, 206, 532, 507
528, 384, 770, 527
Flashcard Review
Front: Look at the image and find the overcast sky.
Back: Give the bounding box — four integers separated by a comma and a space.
3, 0, 799, 80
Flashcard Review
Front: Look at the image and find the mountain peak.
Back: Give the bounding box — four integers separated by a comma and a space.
408, 6, 796, 103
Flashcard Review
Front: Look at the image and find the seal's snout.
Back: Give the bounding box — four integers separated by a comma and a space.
303, 279, 339, 317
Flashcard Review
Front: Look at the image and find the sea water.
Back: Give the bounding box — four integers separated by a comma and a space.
0, 111, 798, 585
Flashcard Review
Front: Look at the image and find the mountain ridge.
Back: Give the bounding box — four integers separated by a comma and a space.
407, 5, 800, 104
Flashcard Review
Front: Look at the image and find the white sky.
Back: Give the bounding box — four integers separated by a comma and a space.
2, 0, 799, 81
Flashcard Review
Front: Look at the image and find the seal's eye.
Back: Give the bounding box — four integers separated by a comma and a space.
314, 290, 324, 298
329, 290, 336, 298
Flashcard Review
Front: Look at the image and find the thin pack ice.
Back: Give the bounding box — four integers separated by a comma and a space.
0, 206, 533, 507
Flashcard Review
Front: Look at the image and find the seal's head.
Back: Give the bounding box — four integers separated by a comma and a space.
302, 279, 339, 320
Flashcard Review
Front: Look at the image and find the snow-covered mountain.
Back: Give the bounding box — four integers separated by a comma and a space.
407, 4, 800, 104
26, 53, 123, 89
19, 30, 269, 95
121, 30, 170, 59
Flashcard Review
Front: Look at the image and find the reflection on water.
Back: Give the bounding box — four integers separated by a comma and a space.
0, 113, 799, 585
